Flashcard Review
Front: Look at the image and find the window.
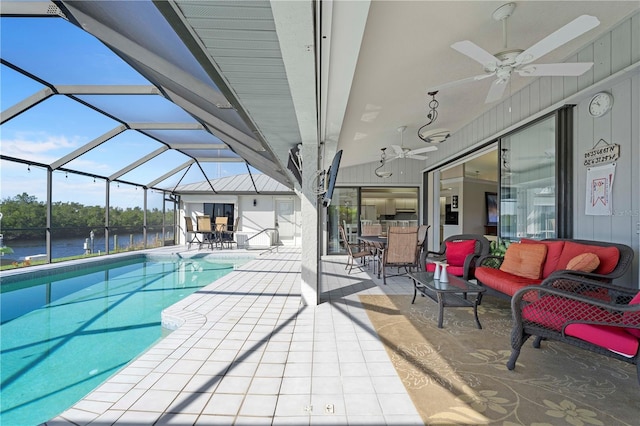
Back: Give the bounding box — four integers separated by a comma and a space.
500, 115, 556, 240
204, 203, 234, 231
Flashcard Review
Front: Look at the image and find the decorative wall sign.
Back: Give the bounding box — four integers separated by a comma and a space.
585, 163, 616, 216
451, 195, 459, 209
583, 139, 619, 166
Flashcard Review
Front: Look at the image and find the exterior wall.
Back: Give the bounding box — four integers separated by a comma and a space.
336, 157, 423, 186
427, 12, 640, 286
337, 12, 640, 286
179, 194, 302, 247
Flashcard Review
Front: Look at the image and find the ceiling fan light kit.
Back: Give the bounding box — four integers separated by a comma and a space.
418, 127, 451, 144
430, 2, 600, 104
375, 147, 393, 178
389, 126, 438, 161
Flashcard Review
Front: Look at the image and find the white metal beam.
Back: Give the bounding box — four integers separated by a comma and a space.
146, 160, 194, 188
109, 147, 168, 181
54, 85, 160, 95
170, 143, 228, 150
1, 87, 54, 124
0, 1, 65, 17
128, 122, 204, 130
196, 158, 244, 163
50, 125, 127, 170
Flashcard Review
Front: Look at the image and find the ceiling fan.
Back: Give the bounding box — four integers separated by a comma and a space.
431, 2, 600, 104
388, 126, 437, 161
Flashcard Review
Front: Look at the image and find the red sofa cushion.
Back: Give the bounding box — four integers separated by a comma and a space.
500, 243, 547, 280
522, 295, 618, 331
623, 291, 640, 338
520, 239, 565, 278
426, 263, 465, 277
445, 239, 476, 267
556, 241, 620, 275
565, 323, 639, 357
475, 267, 541, 297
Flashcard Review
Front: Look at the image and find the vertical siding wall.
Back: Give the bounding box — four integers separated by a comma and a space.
339, 12, 640, 285
336, 156, 423, 186
442, 12, 640, 285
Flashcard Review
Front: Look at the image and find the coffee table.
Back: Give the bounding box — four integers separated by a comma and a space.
408, 271, 486, 329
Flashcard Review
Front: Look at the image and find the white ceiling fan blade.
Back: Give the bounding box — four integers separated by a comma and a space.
451, 40, 499, 66
485, 79, 509, 104
516, 15, 600, 65
517, 62, 594, 76
429, 73, 494, 92
390, 144, 404, 155
385, 156, 399, 163
407, 146, 438, 155
407, 154, 429, 160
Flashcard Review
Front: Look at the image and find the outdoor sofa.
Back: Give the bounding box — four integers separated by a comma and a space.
474, 238, 634, 300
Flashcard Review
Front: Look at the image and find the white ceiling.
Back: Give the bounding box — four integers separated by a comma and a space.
322, 1, 639, 168
17, 1, 636, 190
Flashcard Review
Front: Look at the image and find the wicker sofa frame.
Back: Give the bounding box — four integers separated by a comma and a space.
508, 273, 640, 384
475, 238, 635, 300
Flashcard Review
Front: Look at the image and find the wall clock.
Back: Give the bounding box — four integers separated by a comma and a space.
588, 92, 613, 117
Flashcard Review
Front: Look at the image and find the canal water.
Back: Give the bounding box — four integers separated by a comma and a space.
0, 234, 156, 263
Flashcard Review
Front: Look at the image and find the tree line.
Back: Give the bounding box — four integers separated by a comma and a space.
0, 193, 170, 241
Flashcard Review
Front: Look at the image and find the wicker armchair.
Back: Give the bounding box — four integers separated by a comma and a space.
421, 234, 490, 280
508, 273, 640, 384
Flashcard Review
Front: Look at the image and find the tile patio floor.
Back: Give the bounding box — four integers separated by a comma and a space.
46, 247, 425, 425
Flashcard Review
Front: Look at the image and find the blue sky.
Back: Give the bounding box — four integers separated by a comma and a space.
1, 16, 254, 208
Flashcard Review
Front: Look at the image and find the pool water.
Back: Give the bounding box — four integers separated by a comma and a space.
0, 255, 250, 426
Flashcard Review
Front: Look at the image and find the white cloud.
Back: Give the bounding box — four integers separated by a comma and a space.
1, 131, 82, 164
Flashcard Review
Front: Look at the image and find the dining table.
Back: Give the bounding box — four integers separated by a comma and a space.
357, 235, 387, 278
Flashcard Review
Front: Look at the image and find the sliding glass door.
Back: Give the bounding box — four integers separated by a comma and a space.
327, 187, 359, 254
500, 115, 556, 240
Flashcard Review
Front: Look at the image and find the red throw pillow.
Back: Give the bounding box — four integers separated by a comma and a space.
623, 291, 640, 338
520, 239, 565, 278
500, 243, 548, 280
566, 253, 600, 273
445, 239, 476, 267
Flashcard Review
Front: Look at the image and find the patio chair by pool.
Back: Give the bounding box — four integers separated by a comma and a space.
213, 217, 229, 249
196, 215, 214, 249
185, 217, 201, 248
221, 217, 239, 249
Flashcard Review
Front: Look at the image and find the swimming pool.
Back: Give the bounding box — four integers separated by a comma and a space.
0, 253, 253, 426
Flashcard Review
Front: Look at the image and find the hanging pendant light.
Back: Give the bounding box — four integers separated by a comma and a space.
418, 91, 450, 144
375, 148, 393, 178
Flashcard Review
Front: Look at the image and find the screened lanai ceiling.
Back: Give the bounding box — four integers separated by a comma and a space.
1, 0, 305, 196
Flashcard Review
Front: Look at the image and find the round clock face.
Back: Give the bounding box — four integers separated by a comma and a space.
589, 92, 613, 117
